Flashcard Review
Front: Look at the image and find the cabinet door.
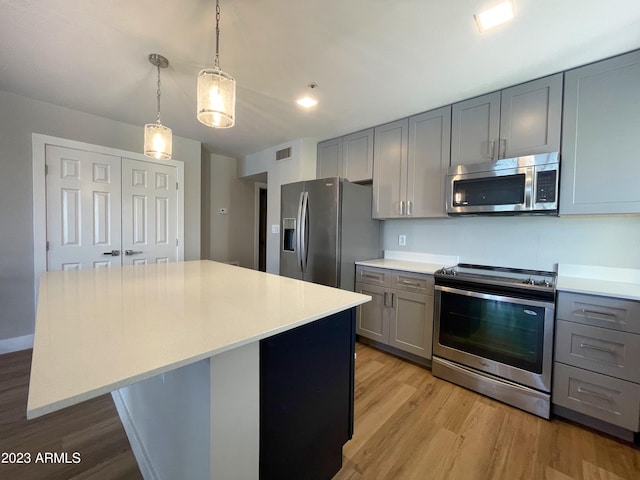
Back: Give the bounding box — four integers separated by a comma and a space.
500, 73, 563, 159
372, 118, 409, 218
343, 128, 374, 182
355, 283, 388, 342
407, 106, 451, 218
388, 289, 433, 359
561, 50, 640, 214
317, 138, 342, 179
451, 92, 501, 166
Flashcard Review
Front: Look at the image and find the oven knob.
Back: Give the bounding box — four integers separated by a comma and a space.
524, 278, 535, 285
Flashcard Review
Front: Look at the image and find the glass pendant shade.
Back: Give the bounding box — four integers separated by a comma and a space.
144, 122, 172, 160
197, 67, 236, 128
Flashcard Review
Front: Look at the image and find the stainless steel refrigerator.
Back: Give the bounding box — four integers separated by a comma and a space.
280, 177, 380, 290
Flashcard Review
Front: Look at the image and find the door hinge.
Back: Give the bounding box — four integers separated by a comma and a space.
176, 182, 179, 190
46, 241, 49, 251
176, 238, 179, 246
45, 164, 48, 176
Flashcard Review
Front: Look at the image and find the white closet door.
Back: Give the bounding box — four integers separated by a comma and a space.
46, 145, 122, 270
121, 158, 178, 265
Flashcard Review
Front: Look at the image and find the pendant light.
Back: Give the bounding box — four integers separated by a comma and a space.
144, 54, 172, 160
197, 0, 236, 128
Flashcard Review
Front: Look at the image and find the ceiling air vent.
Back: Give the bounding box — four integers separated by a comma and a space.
275, 147, 292, 161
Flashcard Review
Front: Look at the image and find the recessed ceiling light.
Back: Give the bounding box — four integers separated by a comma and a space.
474, 1, 515, 32
296, 96, 318, 109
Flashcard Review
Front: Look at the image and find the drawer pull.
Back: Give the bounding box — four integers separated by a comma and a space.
400, 280, 421, 287
579, 342, 617, 355
577, 386, 614, 402
581, 309, 617, 320
362, 274, 381, 280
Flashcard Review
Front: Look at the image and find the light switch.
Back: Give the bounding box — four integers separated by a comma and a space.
271, 225, 280, 234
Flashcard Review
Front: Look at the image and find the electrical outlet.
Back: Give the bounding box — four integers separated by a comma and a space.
398, 234, 407, 246
271, 225, 280, 234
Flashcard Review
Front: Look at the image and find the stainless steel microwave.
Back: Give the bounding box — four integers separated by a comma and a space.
445, 152, 559, 215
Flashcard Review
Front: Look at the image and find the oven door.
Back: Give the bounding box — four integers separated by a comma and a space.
433, 284, 554, 392
446, 166, 533, 214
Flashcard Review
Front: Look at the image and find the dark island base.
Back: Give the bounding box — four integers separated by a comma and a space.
260, 308, 355, 480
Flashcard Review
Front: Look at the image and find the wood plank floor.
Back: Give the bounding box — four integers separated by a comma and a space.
2, 344, 639, 479
0, 349, 141, 480
334, 343, 640, 480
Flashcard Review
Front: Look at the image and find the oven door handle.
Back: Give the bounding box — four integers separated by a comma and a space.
434, 284, 554, 309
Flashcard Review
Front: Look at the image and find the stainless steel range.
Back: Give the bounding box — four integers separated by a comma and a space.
432, 264, 557, 418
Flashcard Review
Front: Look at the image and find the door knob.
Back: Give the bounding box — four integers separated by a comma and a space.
125, 250, 143, 256
102, 250, 120, 256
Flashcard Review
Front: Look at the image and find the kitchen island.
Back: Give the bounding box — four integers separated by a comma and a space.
27, 260, 370, 479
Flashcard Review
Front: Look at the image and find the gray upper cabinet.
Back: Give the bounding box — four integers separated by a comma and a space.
407, 106, 451, 218
373, 107, 451, 219
317, 137, 342, 179
451, 73, 563, 166
561, 50, 640, 215
372, 118, 408, 218
316, 128, 373, 182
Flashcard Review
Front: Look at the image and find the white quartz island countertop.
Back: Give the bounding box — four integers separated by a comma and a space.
556, 264, 640, 301
27, 260, 370, 419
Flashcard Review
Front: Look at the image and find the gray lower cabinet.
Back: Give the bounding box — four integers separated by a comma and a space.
355, 265, 433, 360
553, 291, 640, 433
561, 49, 640, 214
317, 128, 374, 182
451, 73, 563, 166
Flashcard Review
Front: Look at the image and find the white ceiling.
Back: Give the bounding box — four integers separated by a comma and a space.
1, 0, 640, 158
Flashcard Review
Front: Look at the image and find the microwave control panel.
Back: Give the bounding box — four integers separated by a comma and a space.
535, 170, 557, 203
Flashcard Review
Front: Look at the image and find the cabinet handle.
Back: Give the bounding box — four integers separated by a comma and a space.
400, 280, 421, 287
577, 386, 614, 402
500, 138, 507, 159
407, 200, 413, 216
362, 273, 381, 280
486, 140, 496, 160
383, 291, 389, 307
399, 200, 405, 216
391, 293, 396, 308
579, 342, 617, 355
581, 309, 617, 320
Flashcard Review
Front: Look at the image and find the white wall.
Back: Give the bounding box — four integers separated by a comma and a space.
0, 90, 201, 342
238, 138, 317, 273
201, 152, 255, 267
382, 215, 640, 271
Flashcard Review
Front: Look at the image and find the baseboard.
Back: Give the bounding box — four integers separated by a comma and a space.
111, 390, 159, 480
0, 334, 34, 354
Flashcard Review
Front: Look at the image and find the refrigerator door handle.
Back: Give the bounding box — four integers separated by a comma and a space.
300, 191, 309, 272
296, 191, 305, 272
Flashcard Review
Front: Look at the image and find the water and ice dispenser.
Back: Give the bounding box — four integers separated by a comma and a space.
282, 218, 296, 251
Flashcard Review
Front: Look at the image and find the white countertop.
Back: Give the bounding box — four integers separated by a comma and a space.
356, 251, 458, 275
557, 264, 640, 301
27, 260, 369, 419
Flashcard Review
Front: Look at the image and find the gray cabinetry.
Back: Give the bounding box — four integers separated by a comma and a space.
355, 265, 433, 361
561, 50, 640, 215
553, 291, 640, 434
317, 128, 374, 182
451, 73, 563, 166
373, 106, 451, 219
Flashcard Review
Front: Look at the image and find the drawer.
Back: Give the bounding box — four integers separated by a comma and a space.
355, 266, 391, 287
553, 362, 640, 431
391, 272, 434, 295
555, 320, 640, 383
556, 291, 640, 334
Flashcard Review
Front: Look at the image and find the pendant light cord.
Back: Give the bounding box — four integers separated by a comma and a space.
214, 0, 221, 70
156, 63, 162, 124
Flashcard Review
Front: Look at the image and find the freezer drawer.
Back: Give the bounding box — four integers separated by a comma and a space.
553, 362, 640, 431
556, 292, 640, 334
555, 320, 640, 383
